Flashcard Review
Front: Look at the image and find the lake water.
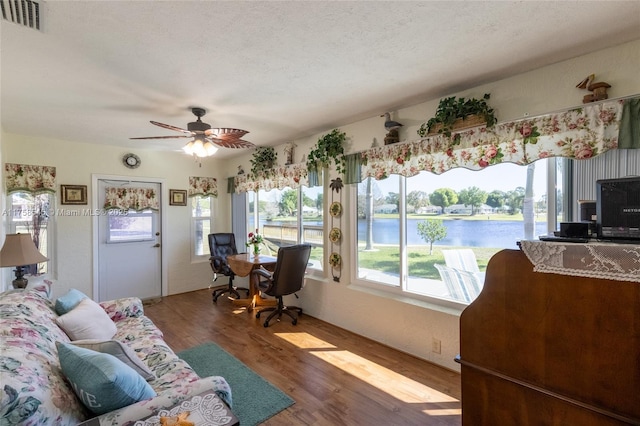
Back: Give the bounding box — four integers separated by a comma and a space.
357, 218, 549, 248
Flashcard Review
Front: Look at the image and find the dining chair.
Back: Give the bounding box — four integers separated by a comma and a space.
251, 243, 311, 327
208, 233, 249, 303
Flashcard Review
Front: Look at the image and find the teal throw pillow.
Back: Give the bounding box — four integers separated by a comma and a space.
56, 342, 156, 415
55, 289, 88, 315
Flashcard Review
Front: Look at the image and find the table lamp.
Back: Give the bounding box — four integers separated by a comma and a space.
0, 233, 49, 289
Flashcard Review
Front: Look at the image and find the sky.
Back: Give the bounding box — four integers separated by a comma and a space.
378, 159, 550, 201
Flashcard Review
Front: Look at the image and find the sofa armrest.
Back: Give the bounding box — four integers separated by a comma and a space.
99, 297, 144, 322
79, 376, 233, 425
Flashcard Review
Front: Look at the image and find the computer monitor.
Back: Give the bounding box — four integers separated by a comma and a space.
596, 176, 640, 240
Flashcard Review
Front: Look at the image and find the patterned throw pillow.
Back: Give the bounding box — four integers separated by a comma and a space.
56, 342, 156, 415
56, 298, 118, 340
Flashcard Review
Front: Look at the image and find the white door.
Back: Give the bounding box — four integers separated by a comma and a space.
96, 179, 162, 301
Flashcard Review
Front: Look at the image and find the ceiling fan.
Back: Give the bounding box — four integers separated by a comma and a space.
130, 107, 255, 158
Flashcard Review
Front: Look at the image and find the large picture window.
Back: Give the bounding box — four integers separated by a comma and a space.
246, 185, 324, 271
355, 158, 559, 304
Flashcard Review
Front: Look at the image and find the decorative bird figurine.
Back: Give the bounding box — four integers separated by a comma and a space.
381, 112, 403, 132
381, 112, 403, 145
576, 74, 611, 103
576, 74, 595, 89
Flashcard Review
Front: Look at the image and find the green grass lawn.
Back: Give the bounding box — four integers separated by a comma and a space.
357, 245, 500, 280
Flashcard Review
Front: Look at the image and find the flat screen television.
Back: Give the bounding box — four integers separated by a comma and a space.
596, 176, 640, 241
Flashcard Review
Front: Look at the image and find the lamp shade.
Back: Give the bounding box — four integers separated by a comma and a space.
0, 234, 49, 267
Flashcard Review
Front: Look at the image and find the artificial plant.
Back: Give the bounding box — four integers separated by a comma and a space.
250, 147, 277, 175
418, 93, 497, 137
306, 129, 347, 175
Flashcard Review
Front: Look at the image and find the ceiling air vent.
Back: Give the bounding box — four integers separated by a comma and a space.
1, 0, 40, 30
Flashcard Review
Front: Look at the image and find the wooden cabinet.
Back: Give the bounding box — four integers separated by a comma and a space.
459, 249, 639, 425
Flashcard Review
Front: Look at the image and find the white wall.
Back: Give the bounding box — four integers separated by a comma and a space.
1, 136, 228, 298
0, 127, 6, 289
3, 39, 639, 371
220, 39, 640, 371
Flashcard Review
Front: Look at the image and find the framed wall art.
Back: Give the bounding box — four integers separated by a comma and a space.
169, 189, 187, 206
61, 185, 87, 205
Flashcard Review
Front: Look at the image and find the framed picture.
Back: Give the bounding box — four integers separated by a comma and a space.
61, 185, 87, 205
169, 189, 187, 206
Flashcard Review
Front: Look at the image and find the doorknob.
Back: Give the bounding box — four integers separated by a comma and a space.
153, 243, 161, 248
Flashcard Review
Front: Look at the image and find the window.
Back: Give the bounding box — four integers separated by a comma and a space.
355, 159, 560, 304
7, 192, 53, 275
191, 195, 213, 258
245, 185, 324, 271
301, 185, 323, 270
107, 211, 154, 243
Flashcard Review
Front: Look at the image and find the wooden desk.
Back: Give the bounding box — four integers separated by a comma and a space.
226, 253, 277, 311
459, 249, 639, 425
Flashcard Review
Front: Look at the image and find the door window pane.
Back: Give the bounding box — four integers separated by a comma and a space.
107, 211, 153, 242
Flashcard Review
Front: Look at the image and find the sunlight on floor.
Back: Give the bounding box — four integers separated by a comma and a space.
275, 332, 461, 416
274, 332, 337, 349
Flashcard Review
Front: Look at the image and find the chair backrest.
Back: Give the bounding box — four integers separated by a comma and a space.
208, 233, 238, 257
267, 244, 312, 297
208, 233, 238, 275
442, 249, 480, 273
435, 263, 483, 303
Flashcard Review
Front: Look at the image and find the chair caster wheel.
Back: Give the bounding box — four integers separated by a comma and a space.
263, 321, 269, 327
256, 312, 261, 318
292, 319, 297, 325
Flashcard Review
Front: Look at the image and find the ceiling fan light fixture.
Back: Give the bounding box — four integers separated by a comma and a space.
182, 141, 195, 155
182, 138, 218, 158
204, 141, 219, 156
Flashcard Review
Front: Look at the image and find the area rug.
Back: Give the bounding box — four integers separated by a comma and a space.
178, 342, 294, 425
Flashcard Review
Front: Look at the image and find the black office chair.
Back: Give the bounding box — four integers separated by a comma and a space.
209, 233, 249, 303
252, 244, 311, 327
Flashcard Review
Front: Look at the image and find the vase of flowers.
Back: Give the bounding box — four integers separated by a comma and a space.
246, 229, 264, 256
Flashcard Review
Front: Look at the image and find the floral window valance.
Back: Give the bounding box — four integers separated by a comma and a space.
4, 163, 56, 195
104, 187, 159, 211
189, 176, 218, 198
233, 163, 309, 194
358, 97, 637, 182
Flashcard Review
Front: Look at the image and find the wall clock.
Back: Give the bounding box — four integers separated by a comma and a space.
122, 153, 141, 169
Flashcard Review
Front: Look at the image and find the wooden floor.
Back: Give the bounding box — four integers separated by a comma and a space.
144, 289, 462, 425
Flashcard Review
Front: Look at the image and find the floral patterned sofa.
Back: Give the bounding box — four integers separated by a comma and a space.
0, 284, 232, 425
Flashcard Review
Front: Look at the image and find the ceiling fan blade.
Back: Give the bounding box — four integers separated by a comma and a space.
130, 135, 192, 140
209, 138, 256, 149
150, 121, 193, 135
205, 128, 249, 140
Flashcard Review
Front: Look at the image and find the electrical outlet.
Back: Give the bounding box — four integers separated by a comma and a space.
432, 338, 441, 354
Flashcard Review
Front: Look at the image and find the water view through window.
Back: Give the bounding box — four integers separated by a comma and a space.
356, 159, 560, 304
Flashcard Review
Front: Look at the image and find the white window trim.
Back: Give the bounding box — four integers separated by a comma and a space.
191, 195, 215, 262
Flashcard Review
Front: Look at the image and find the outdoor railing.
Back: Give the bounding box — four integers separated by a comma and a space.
262, 223, 323, 247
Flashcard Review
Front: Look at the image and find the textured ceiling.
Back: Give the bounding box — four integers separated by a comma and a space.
2, 1, 639, 158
